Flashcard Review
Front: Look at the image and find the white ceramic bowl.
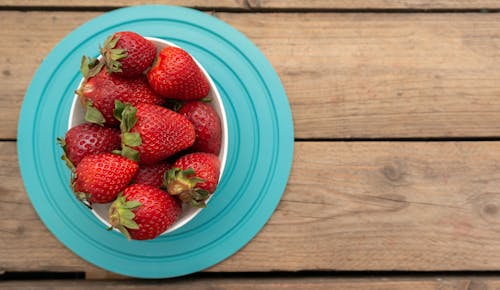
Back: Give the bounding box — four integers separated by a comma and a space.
68, 37, 228, 235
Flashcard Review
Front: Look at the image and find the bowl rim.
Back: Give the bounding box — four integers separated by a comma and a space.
68, 36, 228, 236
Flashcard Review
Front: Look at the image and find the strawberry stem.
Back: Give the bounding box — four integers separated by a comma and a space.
200, 97, 212, 103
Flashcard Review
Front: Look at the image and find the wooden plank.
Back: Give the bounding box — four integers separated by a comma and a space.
0, 142, 109, 278
3, 0, 500, 9
0, 12, 100, 141
0, 278, 493, 290
0, 0, 246, 9
219, 12, 500, 139
4, 12, 500, 139
5, 141, 500, 276
246, 0, 500, 10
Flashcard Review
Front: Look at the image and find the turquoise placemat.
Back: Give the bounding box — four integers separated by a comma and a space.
17, 5, 293, 278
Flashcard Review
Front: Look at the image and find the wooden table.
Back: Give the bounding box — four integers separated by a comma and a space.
4, 1, 500, 289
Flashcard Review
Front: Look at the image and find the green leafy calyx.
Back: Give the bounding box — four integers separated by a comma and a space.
100, 34, 127, 74
80, 55, 104, 79
163, 167, 209, 208
108, 193, 141, 240
57, 137, 75, 172
114, 100, 141, 162
165, 99, 183, 112
84, 101, 106, 126
114, 100, 138, 132
70, 178, 93, 209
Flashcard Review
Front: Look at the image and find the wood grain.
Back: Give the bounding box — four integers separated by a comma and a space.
246, 0, 500, 10
0, 278, 495, 290
0, 0, 247, 9
219, 12, 500, 139
3, 0, 500, 10
5, 141, 500, 276
4, 12, 500, 139
0, 142, 119, 279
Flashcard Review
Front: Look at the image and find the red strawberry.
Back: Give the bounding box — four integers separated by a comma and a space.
133, 162, 171, 187
100, 31, 156, 78
109, 184, 181, 240
78, 59, 165, 127
115, 101, 195, 165
179, 101, 222, 155
73, 153, 138, 204
147, 46, 210, 100
164, 152, 220, 207
57, 123, 121, 168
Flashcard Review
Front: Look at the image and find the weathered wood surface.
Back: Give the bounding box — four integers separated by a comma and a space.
3, 0, 500, 10
246, 0, 500, 10
0, 0, 246, 9
4, 2, 500, 286
1, 277, 498, 290
4, 141, 500, 277
3, 12, 500, 139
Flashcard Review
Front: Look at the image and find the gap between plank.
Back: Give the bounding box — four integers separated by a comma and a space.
0, 271, 85, 280
0, 5, 247, 12
9, 270, 500, 280
0, 6, 499, 13
189, 271, 500, 279
294, 137, 500, 142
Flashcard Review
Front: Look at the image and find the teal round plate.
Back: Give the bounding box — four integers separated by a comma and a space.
17, 5, 293, 278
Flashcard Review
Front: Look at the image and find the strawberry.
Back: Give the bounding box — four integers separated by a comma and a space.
114, 101, 195, 165
133, 162, 171, 187
57, 123, 121, 169
100, 31, 156, 78
179, 100, 222, 155
73, 153, 138, 204
164, 152, 220, 207
109, 184, 181, 240
147, 46, 210, 100
78, 58, 165, 127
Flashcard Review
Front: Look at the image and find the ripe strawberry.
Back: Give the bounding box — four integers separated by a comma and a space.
114, 101, 195, 165
133, 162, 171, 188
73, 153, 138, 204
179, 100, 222, 155
164, 152, 220, 207
147, 46, 210, 100
57, 123, 121, 169
109, 184, 181, 240
100, 31, 156, 78
78, 59, 165, 127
